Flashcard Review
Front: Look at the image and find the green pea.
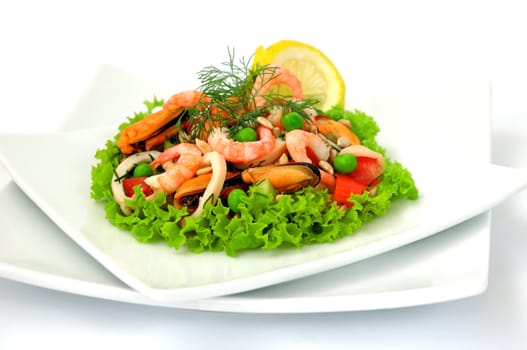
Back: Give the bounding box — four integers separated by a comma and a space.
333, 153, 358, 174
282, 112, 304, 131
133, 163, 154, 177
227, 188, 248, 213
235, 127, 257, 142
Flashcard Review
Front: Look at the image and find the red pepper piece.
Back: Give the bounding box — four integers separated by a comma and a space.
122, 177, 154, 197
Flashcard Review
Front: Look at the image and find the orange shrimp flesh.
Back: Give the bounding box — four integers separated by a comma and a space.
252, 65, 303, 107
285, 129, 330, 164
146, 143, 203, 194
208, 126, 276, 163
163, 90, 206, 111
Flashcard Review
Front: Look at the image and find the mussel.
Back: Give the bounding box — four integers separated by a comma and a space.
313, 115, 361, 146
117, 108, 183, 155
173, 171, 244, 211
117, 90, 204, 155
241, 162, 321, 193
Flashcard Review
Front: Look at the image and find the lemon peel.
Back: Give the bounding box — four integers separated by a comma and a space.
253, 40, 345, 111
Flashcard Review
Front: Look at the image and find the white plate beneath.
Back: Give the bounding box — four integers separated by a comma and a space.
1, 65, 526, 308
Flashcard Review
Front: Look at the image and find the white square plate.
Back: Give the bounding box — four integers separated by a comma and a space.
0, 180, 493, 312
1, 65, 526, 305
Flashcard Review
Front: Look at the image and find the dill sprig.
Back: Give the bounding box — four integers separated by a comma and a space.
183, 48, 320, 140
198, 48, 254, 101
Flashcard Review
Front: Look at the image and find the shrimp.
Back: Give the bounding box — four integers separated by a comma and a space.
208, 126, 276, 163
163, 90, 206, 111
165, 90, 224, 138
252, 65, 303, 107
285, 129, 330, 164
145, 143, 203, 193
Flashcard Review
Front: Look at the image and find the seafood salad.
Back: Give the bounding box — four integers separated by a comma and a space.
91, 45, 418, 256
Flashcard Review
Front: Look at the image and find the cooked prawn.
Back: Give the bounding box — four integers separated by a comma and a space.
285, 129, 330, 163
208, 126, 276, 163
163, 90, 205, 111
252, 65, 303, 107
145, 143, 203, 193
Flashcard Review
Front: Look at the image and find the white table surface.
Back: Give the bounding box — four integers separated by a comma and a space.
1, 1, 526, 349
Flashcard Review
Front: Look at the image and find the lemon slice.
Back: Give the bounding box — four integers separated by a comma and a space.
253, 40, 345, 111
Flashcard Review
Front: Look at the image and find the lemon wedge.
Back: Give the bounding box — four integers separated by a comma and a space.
252, 40, 345, 111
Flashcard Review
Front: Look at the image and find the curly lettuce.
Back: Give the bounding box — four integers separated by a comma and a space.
91, 101, 419, 256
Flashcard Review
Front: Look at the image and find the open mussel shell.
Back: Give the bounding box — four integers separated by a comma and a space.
173, 171, 244, 210
241, 162, 321, 193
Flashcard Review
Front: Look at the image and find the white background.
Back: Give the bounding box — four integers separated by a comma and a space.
1, 0, 526, 349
